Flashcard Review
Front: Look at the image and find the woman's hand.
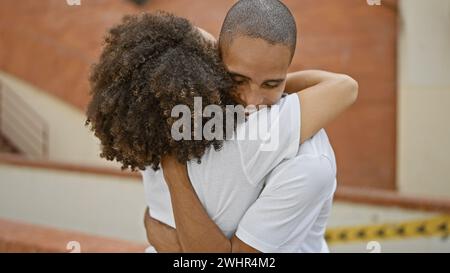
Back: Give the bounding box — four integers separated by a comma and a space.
197, 27, 217, 46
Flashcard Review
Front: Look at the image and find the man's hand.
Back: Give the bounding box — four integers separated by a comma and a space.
143, 207, 183, 252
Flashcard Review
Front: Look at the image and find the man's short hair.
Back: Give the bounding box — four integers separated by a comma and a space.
219, 0, 297, 58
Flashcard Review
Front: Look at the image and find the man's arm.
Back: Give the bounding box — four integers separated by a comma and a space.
143, 205, 258, 253
160, 156, 259, 253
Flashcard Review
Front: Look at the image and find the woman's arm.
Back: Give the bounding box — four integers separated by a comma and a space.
286, 70, 359, 143
196, 27, 358, 145
196, 27, 358, 146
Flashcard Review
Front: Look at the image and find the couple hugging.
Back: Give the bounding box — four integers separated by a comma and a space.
86, 0, 358, 253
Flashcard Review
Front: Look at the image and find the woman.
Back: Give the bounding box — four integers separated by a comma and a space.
86, 12, 236, 172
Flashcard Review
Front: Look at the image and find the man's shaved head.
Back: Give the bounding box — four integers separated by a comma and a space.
219, 0, 297, 58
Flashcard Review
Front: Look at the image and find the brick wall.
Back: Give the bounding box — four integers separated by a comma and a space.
0, 0, 398, 189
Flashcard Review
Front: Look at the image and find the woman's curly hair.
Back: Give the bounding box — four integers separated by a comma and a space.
86, 12, 236, 171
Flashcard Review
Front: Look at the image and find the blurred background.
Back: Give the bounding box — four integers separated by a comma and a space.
0, 0, 449, 252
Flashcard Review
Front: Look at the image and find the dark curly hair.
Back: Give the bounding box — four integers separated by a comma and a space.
86, 12, 236, 171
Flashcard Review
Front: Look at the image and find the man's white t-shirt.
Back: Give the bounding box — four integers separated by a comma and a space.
141, 94, 336, 252
234, 129, 336, 252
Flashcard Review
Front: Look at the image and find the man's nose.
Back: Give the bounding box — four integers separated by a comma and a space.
239, 84, 263, 107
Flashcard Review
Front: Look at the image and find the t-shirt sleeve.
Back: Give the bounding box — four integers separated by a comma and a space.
235, 154, 336, 253
236, 94, 301, 186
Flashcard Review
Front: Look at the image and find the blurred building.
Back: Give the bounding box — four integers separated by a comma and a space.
0, 0, 449, 252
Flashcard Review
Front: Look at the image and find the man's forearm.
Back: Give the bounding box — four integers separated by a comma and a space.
162, 159, 231, 252
167, 178, 231, 252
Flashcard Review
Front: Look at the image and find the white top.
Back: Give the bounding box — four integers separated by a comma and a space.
235, 129, 337, 252
141, 94, 336, 252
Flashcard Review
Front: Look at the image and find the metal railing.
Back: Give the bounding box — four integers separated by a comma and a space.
0, 80, 49, 158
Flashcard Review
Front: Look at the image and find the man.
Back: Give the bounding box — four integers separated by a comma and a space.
143, 0, 358, 252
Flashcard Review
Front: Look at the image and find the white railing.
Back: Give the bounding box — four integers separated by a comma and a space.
0, 80, 49, 158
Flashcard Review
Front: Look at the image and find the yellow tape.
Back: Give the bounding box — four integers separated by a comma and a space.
325, 215, 450, 245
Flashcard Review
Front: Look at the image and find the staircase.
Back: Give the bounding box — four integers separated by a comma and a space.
0, 80, 48, 158
0, 133, 20, 154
